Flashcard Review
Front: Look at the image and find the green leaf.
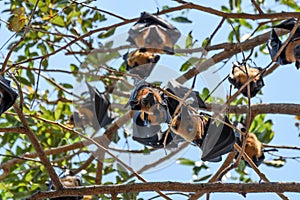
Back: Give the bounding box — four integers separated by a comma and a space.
171, 16, 192, 23
54, 101, 64, 120
116, 163, 129, 180
51, 16, 65, 27
264, 159, 286, 168
180, 57, 199, 72
185, 31, 193, 48
98, 28, 116, 39
177, 158, 195, 166
193, 174, 212, 182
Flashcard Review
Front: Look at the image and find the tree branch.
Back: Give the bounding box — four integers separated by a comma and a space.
30, 182, 300, 199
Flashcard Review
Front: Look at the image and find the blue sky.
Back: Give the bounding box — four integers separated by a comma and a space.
1, 0, 300, 200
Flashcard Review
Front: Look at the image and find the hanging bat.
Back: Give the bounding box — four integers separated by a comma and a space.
127, 12, 181, 54
171, 106, 235, 162
170, 105, 205, 143
234, 121, 265, 167
47, 172, 83, 200
123, 48, 160, 78
68, 82, 116, 130
164, 79, 206, 117
267, 18, 300, 69
0, 75, 17, 116
228, 62, 265, 98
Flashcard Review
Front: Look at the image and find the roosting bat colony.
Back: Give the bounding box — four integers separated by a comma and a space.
1, 11, 300, 199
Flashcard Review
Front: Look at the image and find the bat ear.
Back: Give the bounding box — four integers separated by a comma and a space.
0, 75, 18, 116
200, 116, 235, 162
273, 18, 297, 30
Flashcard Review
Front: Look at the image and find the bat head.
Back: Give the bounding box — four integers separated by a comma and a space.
127, 12, 181, 54
171, 106, 205, 142
132, 110, 176, 148
228, 62, 264, 97
0, 75, 17, 116
123, 48, 160, 78
124, 48, 160, 69
47, 173, 83, 200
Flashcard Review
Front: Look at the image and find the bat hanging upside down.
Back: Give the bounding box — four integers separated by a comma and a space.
267, 17, 300, 69
228, 62, 265, 98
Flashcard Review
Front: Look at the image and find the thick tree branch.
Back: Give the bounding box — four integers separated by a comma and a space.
30, 182, 300, 199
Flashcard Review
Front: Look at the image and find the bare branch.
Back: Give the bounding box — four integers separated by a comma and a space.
30, 182, 300, 199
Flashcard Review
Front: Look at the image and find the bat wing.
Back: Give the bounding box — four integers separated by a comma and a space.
200, 116, 235, 162
132, 111, 174, 148
273, 18, 297, 30
0, 75, 17, 116
86, 83, 115, 128
267, 29, 290, 65
165, 79, 206, 116
127, 12, 181, 53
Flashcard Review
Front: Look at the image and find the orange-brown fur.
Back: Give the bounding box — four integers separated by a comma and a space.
60, 176, 80, 187
285, 39, 300, 62
127, 49, 158, 67
171, 110, 207, 142
232, 64, 261, 84
136, 87, 163, 112
245, 133, 263, 160
136, 87, 167, 125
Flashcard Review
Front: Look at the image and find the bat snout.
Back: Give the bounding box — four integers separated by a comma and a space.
141, 91, 156, 107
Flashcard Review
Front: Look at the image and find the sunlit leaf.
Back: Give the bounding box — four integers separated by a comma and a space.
171, 16, 192, 23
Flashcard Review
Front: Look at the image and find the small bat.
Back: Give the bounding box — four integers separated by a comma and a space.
68, 82, 116, 130
228, 62, 264, 98
267, 18, 300, 69
0, 75, 17, 116
123, 48, 160, 78
127, 12, 181, 54
234, 121, 265, 167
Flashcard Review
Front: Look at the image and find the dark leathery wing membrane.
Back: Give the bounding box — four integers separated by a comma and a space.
132, 111, 177, 148
267, 17, 300, 69
0, 75, 18, 116
86, 83, 115, 127
127, 12, 181, 54
70, 83, 116, 130
200, 115, 236, 162
164, 79, 206, 117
